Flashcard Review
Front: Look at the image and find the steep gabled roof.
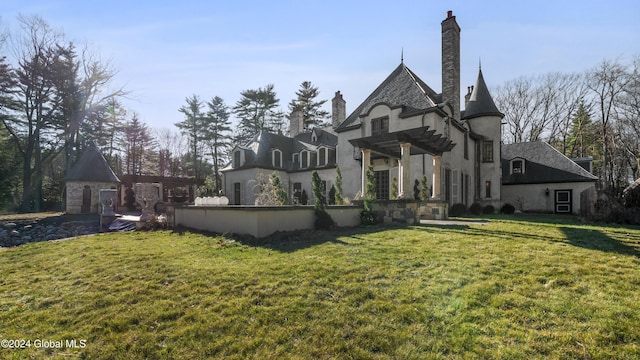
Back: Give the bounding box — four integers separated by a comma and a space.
462, 68, 503, 120
65, 144, 120, 183
336, 63, 441, 131
501, 142, 598, 185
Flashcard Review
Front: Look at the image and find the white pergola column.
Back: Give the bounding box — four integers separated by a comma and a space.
432, 155, 442, 200
398, 142, 412, 199
361, 148, 371, 197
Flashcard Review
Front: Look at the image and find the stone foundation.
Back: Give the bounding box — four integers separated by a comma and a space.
371, 200, 448, 224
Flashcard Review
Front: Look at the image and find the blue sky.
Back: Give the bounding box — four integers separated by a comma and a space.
2, 1, 639, 131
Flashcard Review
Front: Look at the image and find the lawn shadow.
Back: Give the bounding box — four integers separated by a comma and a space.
414, 217, 640, 258
178, 224, 394, 253
559, 226, 640, 257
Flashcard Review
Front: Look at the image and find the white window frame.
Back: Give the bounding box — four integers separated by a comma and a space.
272, 149, 282, 168
510, 158, 525, 174
233, 150, 245, 168
300, 150, 309, 169
317, 147, 328, 167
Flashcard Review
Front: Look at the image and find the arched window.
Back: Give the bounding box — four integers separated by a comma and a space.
301, 150, 309, 168
272, 149, 282, 168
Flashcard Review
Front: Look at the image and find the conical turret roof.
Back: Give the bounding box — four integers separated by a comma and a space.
462, 69, 503, 120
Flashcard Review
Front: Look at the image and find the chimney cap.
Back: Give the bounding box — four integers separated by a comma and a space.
447, 10, 453, 18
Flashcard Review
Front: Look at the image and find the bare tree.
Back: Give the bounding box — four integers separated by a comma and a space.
587, 59, 631, 191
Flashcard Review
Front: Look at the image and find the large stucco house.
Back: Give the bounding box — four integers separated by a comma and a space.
221, 11, 597, 216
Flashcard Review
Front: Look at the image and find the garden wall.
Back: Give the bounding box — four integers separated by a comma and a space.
173, 205, 361, 238
371, 200, 449, 223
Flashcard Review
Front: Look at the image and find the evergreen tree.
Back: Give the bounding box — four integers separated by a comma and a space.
204, 96, 232, 194
565, 102, 597, 158
288, 81, 330, 131
312, 170, 334, 229
176, 94, 206, 180
270, 172, 288, 205
391, 177, 398, 199
360, 166, 377, 225
420, 175, 428, 201
233, 84, 284, 144
334, 166, 344, 205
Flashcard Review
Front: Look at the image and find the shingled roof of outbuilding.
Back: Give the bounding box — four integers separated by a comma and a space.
335, 63, 441, 131
462, 69, 503, 120
65, 144, 120, 183
501, 142, 598, 185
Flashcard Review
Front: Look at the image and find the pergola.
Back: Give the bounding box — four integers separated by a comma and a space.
349, 125, 455, 200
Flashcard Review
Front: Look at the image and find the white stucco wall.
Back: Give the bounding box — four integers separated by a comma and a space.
174, 206, 361, 238
501, 182, 596, 215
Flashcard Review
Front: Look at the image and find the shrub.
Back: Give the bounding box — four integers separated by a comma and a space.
500, 203, 516, 214
483, 205, 495, 214
469, 202, 482, 215
449, 203, 467, 217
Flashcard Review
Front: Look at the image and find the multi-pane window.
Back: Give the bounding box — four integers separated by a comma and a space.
233, 150, 242, 168
512, 159, 524, 174
301, 151, 309, 168
482, 140, 493, 162
371, 117, 389, 136
374, 170, 389, 200
318, 148, 326, 166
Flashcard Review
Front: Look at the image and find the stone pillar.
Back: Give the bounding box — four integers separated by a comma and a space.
399, 142, 412, 199
361, 148, 371, 197
432, 155, 442, 200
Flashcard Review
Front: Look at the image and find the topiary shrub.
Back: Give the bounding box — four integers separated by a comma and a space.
469, 202, 482, 215
449, 203, 467, 217
500, 203, 516, 214
483, 205, 495, 214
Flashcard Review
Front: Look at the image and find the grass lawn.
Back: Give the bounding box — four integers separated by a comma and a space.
1, 214, 639, 359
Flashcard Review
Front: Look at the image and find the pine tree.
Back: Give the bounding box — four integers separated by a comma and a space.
233, 84, 284, 144
270, 172, 288, 205
288, 81, 330, 131
176, 94, 206, 180
204, 96, 232, 194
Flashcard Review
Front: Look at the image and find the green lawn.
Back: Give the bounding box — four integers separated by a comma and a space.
1, 215, 639, 359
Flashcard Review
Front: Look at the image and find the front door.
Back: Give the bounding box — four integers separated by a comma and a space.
81, 185, 91, 213
374, 170, 389, 200
554, 189, 572, 214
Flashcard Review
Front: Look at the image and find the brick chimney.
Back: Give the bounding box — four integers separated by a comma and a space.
332, 91, 346, 129
441, 10, 461, 120
289, 108, 304, 137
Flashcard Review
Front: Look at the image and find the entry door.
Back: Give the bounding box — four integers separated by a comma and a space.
81, 185, 91, 213
374, 170, 389, 200
233, 182, 241, 205
555, 189, 572, 213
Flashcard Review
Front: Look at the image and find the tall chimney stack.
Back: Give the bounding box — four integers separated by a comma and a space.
332, 91, 346, 129
289, 108, 304, 137
441, 10, 461, 120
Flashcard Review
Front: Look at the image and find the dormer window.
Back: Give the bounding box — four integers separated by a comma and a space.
300, 150, 309, 168
311, 130, 318, 143
292, 153, 299, 165
272, 149, 282, 168
318, 147, 327, 167
233, 149, 244, 168
511, 159, 525, 174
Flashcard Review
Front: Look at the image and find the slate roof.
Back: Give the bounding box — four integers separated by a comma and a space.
462, 69, 503, 120
335, 63, 441, 131
501, 142, 598, 185
65, 144, 120, 183
223, 127, 338, 173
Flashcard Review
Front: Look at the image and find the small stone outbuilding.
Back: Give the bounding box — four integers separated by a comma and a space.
64, 145, 120, 214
